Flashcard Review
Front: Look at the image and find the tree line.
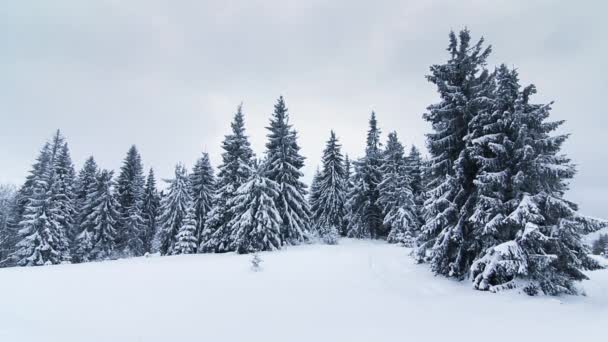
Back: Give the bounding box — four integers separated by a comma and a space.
0, 29, 604, 296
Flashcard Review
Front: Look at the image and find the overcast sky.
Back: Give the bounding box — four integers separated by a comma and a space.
1, 0, 606, 217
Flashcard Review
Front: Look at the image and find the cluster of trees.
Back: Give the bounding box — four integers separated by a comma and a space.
591, 234, 608, 256
415, 29, 605, 295
0, 28, 603, 296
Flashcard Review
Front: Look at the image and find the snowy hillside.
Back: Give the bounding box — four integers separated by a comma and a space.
0, 239, 606, 342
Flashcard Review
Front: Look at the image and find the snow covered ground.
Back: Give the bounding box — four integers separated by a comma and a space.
0, 239, 606, 342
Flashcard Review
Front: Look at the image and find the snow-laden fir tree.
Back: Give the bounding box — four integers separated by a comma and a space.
190, 153, 216, 247
73, 157, 98, 239
378, 132, 418, 246
74, 170, 119, 262
200, 105, 254, 253
469, 65, 605, 295
341, 154, 354, 237
155, 164, 192, 256
0, 184, 18, 263
406, 145, 425, 210
50, 137, 77, 244
415, 29, 493, 278
591, 234, 608, 256
307, 167, 322, 240
346, 112, 384, 239
12, 135, 72, 266
264, 96, 311, 244
173, 204, 198, 255
311, 131, 347, 244
115, 145, 146, 257
308, 167, 322, 212
228, 165, 282, 254
11, 140, 56, 234
141, 168, 161, 253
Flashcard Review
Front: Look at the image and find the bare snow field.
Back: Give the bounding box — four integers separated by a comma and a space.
0, 239, 606, 342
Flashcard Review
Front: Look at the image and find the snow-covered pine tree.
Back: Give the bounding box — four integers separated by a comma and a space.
228, 165, 282, 254
0, 184, 18, 263
74, 170, 119, 262
341, 154, 354, 237
378, 132, 418, 246
308, 167, 322, 215
141, 168, 161, 253
155, 164, 192, 256
415, 29, 493, 278
73, 156, 98, 239
346, 112, 384, 239
406, 145, 425, 209
190, 153, 216, 247
200, 105, 255, 253
11, 140, 56, 233
591, 234, 608, 255
173, 204, 198, 255
264, 96, 311, 245
50, 138, 77, 244
312, 131, 347, 244
470, 65, 606, 295
115, 145, 146, 257
12, 136, 72, 266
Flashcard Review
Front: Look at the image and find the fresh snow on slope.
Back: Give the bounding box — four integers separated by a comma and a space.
0, 239, 606, 342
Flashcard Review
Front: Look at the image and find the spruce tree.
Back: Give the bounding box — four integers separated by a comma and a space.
200, 105, 254, 253
470, 65, 606, 295
308, 168, 322, 222
0, 184, 18, 263
173, 204, 198, 255
50, 138, 77, 243
415, 29, 493, 277
142, 168, 161, 253
228, 166, 282, 254
591, 234, 608, 255
342, 154, 354, 237
346, 112, 384, 238
378, 132, 418, 246
312, 131, 347, 244
190, 153, 216, 247
155, 164, 192, 256
115, 145, 146, 257
74, 170, 119, 262
406, 145, 425, 209
73, 156, 98, 238
12, 134, 72, 266
264, 96, 311, 245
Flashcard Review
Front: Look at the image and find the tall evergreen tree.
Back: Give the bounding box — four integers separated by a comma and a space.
73, 157, 98, 239
308, 168, 322, 219
12, 133, 72, 266
406, 145, 425, 208
115, 145, 146, 257
311, 131, 347, 244
469, 65, 605, 295
378, 132, 418, 246
228, 166, 283, 254
50, 138, 77, 243
415, 29, 493, 277
74, 170, 119, 262
346, 112, 384, 238
0, 184, 18, 263
264, 96, 311, 245
173, 204, 198, 255
190, 153, 216, 247
142, 168, 161, 253
155, 164, 192, 256
343, 154, 354, 193
200, 105, 254, 253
